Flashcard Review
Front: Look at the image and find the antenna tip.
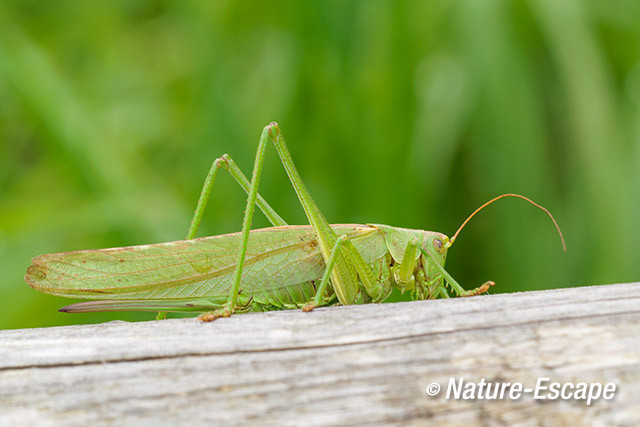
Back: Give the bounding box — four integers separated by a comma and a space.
451, 193, 566, 253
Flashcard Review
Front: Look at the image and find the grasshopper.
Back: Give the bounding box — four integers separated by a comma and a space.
25, 122, 565, 322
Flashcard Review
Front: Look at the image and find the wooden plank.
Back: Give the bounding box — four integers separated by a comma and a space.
1, 282, 639, 426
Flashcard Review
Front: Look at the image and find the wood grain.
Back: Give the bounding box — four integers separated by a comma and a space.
2, 282, 639, 426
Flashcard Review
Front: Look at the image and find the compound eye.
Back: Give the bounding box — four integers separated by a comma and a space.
433, 238, 444, 254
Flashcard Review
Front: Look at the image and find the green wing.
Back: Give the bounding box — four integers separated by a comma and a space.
26, 225, 386, 304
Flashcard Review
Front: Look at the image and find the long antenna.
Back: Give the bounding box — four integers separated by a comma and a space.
446, 193, 566, 251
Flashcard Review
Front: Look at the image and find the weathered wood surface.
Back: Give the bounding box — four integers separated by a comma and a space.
1, 282, 639, 426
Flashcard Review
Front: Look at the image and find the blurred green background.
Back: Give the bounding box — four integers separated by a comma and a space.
1, 1, 639, 329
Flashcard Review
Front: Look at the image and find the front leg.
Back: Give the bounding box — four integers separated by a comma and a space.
420, 247, 495, 297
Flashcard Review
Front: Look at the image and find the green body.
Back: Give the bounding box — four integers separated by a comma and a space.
25, 123, 493, 319
26, 224, 448, 313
